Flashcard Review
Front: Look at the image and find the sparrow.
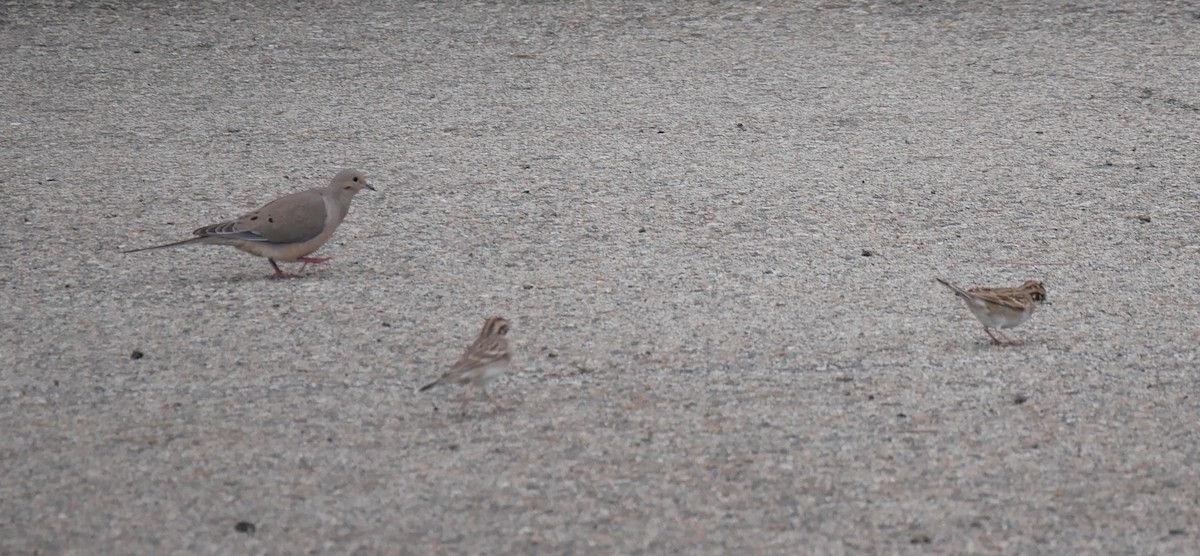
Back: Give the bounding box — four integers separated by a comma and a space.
936, 278, 1047, 345
420, 316, 512, 414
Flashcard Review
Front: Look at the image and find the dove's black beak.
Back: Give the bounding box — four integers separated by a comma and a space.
365, 182, 376, 192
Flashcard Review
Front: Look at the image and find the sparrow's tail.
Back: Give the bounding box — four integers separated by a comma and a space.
418, 379, 440, 392
935, 277, 972, 299
122, 237, 206, 253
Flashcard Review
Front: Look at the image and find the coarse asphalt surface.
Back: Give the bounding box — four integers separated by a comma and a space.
3, 1, 1199, 554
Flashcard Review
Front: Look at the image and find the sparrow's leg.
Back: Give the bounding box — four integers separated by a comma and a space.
986, 328, 1022, 346
459, 385, 473, 416
999, 331, 1021, 346
482, 386, 505, 411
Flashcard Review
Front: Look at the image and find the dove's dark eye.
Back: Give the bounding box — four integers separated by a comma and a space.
352, 176, 359, 182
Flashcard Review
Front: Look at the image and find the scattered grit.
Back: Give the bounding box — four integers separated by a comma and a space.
2, 1, 1199, 554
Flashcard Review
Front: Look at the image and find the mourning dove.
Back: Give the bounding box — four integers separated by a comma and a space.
125, 168, 374, 278
936, 278, 1047, 345
420, 316, 512, 414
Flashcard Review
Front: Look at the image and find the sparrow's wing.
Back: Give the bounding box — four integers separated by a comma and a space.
449, 336, 509, 375
967, 288, 1036, 314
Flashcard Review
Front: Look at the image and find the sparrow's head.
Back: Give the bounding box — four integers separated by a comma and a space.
479, 316, 510, 338
1020, 280, 1047, 303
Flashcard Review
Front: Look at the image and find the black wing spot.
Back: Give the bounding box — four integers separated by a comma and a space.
268, 217, 275, 223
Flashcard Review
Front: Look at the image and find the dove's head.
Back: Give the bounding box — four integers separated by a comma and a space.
479, 316, 510, 338
330, 168, 376, 194
1019, 280, 1047, 303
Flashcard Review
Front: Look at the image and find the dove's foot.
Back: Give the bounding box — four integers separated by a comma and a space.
266, 259, 302, 279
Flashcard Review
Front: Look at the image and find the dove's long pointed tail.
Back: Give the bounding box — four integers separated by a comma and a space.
123, 237, 206, 253
935, 277, 973, 299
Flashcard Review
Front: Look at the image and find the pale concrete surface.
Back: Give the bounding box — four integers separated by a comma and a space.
2, 1, 1199, 553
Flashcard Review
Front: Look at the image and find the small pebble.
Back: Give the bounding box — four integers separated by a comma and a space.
130, 350, 144, 360
235, 521, 255, 534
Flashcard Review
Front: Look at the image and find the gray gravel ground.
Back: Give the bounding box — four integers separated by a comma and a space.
3, 0, 1200, 553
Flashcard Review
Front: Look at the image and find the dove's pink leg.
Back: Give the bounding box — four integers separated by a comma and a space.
296, 256, 330, 274
266, 259, 300, 279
